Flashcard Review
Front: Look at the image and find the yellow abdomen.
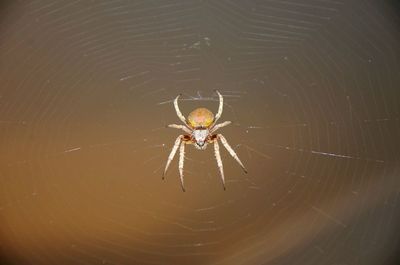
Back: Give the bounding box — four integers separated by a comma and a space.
187, 108, 214, 128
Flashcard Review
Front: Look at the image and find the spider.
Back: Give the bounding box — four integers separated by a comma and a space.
163, 90, 247, 191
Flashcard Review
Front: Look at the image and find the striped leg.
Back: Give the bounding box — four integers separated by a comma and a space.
178, 141, 186, 192
214, 139, 226, 190
167, 124, 192, 134
214, 90, 224, 123
163, 135, 182, 178
218, 134, 247, 173
174, 94, 187, 125
211, 121, 231, 133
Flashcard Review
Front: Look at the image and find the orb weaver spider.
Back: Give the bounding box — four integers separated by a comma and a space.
163, 90, 247, 191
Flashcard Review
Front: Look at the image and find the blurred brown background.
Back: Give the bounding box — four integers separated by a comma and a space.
1, 1, 400, 264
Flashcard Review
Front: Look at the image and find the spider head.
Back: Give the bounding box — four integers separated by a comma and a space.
192, 129, 209, 150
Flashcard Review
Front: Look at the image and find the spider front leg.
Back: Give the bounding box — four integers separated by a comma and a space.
178, 141, 186, 192
218, 134, 247, 173
163, 135, 182, 178
213, 139, 226, 190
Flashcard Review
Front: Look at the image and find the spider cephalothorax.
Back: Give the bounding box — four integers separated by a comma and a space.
163, 90, 247, 191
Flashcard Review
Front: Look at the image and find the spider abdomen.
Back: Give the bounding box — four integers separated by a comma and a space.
187, 108, 214, 128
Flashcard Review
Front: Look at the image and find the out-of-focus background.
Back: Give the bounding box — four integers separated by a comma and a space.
1, 1, 400, 264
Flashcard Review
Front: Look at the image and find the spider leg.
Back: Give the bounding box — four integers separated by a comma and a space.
218, 134, 247, 173
163, 135, 182, 178
167, 124, 192, 134
213, 139, 226, 190
174, 94, 187, 125
178, 141, 186, 192
213, 90, 224, 124
211, 121, 231, 133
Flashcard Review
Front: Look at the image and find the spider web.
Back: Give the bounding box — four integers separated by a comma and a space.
1, 1, 400, 265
